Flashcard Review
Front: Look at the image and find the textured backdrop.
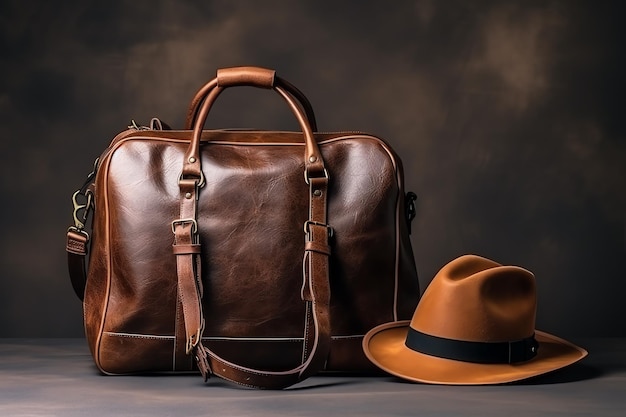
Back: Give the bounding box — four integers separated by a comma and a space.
0, 0, 624, 337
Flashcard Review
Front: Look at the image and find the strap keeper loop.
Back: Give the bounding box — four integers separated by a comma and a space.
172, 243, 202, 255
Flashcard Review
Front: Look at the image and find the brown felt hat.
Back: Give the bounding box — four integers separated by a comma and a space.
363, 255, 587, 385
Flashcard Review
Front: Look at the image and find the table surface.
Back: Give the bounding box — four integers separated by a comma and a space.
0, 338, 624, 416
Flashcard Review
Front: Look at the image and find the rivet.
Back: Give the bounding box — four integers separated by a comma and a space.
189, 157, 196, 163
185, 192, 192, 199
313, 189, 322, 197
309, 156, 317, 163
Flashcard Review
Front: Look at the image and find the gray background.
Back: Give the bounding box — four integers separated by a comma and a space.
0, 0, 623, 338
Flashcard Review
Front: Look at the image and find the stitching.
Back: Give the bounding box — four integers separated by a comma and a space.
303, 301, 311, 362
103, 332, 364, 341
204, 336, 304, 342
104, 332, 174, 340
173, 286, 181, 370
213, 356, 303, 377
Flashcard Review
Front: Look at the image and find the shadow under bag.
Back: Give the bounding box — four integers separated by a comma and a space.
66, 66, 420, 389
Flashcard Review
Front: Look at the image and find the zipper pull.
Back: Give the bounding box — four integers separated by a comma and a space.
127, 119, 151, 130
150, 117, 168, 130
128, 118, 171, 131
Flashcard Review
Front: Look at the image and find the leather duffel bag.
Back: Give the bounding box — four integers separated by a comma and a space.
66, 66, 420, 389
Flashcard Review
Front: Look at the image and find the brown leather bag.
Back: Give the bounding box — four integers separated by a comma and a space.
66, 66, 420, 389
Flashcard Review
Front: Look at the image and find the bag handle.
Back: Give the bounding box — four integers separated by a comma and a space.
184, 66, 318, 131
181, 67, 327, 184
172, 67, 332, 389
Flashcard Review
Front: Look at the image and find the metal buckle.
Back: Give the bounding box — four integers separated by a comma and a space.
171, 218, 198, 234
186, 318, 205, 354
67, 225, 90, 240
304, 220, 334, 239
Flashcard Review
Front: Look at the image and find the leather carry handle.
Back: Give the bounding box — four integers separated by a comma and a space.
184, 66, 318, 131
217, 66, 276, 87
174, 67, 332, 389
182, 68, 327, 183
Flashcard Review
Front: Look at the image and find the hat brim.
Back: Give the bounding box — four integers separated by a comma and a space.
363, 321, 588, 385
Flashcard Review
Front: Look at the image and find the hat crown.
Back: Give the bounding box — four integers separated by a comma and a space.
411, 255, 536, 342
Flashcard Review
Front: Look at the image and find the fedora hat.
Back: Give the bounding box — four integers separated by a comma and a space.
363, 255, 587, 385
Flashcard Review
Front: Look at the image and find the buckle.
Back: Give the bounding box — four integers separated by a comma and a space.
171, 218, 198, 234
67, 226, 90, 241
304, 220, 334, 239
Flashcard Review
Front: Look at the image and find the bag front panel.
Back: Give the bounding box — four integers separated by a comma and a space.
86, 131, 418, 373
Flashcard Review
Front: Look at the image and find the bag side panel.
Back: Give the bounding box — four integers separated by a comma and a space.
323, 137, 419, 370
86, 139, 185, 373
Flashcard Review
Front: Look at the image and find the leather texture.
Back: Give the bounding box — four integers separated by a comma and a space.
69, 67, 420, 389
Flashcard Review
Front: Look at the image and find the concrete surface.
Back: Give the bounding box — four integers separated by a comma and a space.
0, 338, 624, 416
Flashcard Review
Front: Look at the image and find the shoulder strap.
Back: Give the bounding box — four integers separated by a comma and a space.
67, 230, 89, 301
172, 167, 332, 389
67, 160, 98, 301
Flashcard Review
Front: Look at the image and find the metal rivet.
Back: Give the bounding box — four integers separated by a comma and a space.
185, 192, 192, 199
189, 157, 196, 163
313, 189, 322, 197
309, 156, 317, 163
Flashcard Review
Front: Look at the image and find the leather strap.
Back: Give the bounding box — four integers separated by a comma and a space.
67, 173, 97, 301
66, 230, 89, 301
172, 178, 205, 357
178, 66, 332, 389
188, 173, 331, 389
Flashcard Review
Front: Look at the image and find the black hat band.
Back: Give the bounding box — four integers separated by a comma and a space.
405, 327, 539, 364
